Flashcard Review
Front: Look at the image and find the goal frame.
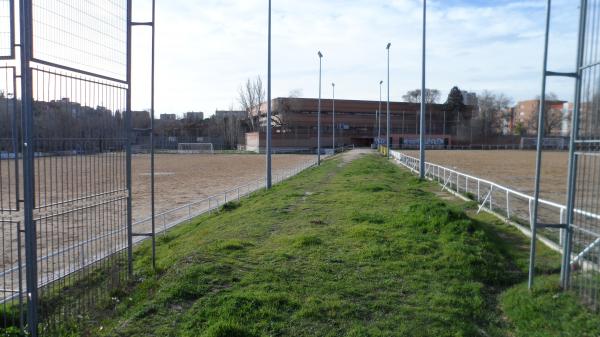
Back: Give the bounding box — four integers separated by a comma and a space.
177, 143, 215, 154
520, 137, 567, 150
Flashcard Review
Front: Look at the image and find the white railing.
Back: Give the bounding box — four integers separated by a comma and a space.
389, 150, 600, 265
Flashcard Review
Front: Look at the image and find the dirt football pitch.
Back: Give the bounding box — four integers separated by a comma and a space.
131, 153, 315, 222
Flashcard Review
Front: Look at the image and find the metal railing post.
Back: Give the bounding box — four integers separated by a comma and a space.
490, 186, 494, 210
559, 208, 566, 247
506, 190, 511, 219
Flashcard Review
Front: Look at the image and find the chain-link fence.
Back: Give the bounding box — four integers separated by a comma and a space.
567, 0, 600, 312
0, 1, 135, 335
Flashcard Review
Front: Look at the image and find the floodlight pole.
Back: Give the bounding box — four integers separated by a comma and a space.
386, 43, 391, 158
266, 0, 272, 188
318, 51, 323, 165
332, 82, 336, 152
379, 80, 383, 145
419, 0, 427, 179
150, 0, 156, 270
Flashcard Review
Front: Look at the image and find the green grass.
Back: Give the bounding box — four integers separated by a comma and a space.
11, 154, 598, 336
501, 275, 600, 337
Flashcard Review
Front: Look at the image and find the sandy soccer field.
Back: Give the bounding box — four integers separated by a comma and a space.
130, 153, 315, 222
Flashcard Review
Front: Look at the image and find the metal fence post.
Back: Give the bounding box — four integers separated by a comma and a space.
561, 0, 587, 290
528, 198, 534, 229
80, 244, 86, 267
125, 0, 134, 277
530, 0, 553, 289
19, 0, 39, 334
489, 186, 493, 211
506, 190, 511, 219
456, 173, 459, 193
559, 208, 566, 247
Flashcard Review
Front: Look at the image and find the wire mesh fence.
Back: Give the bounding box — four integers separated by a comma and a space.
569, 0, 600, 311
31, 0, 127, 81
0, 0, 134, 335
29, 67, 130, 333
0, 64, 24, 332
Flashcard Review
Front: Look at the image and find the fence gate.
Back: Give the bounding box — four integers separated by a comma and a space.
564, 0, 600, 311
0, 0, 144, 335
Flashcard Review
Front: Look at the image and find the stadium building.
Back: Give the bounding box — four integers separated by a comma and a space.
246, 97, 474, 152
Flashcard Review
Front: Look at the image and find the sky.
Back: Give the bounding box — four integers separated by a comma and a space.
129, 0, 581, 116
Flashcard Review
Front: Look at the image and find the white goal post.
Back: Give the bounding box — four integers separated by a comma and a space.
177, 143, 215, 154
520, 137, 567, 150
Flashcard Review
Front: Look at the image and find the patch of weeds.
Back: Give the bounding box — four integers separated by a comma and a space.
200, 321, 257, 337
215, 239, 254, 251
355, 182, 391, 193
294, 235, 323, 247
501, 275, 600, 337
220, 202, 241, 212
157, 233, 177, 245
351, 211, 386, 224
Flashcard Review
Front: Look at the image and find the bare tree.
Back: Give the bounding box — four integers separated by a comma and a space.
477, 90, 512, 137
238, 78, 257, 131
253, 76, 265, 113
289, 88, 303, 98
238, 76, 265, 132
537, 92, 559, 101
528, 92, 567, 135
402, 89, 441, 104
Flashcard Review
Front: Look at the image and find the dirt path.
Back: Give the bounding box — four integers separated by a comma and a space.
338, 148, 375, 166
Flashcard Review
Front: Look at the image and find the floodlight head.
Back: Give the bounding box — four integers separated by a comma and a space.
380, 80, 383, 85
332, 82, 335, 87
386, 42, 391, 50
318, 51, 323, 58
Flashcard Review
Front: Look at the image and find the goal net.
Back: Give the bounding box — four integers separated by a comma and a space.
520, 137, 567, 150
177, 143, 214, 154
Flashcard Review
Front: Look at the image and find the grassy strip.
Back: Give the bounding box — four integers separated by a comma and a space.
7, 153, 598, 336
